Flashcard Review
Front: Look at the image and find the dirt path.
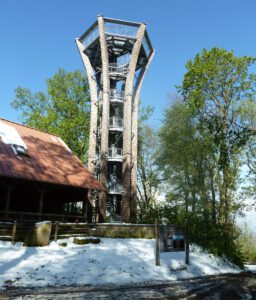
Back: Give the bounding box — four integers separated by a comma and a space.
1, 272, 256, 299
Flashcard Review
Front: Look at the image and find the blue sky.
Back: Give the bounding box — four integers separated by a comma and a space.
1, 0, 256, 126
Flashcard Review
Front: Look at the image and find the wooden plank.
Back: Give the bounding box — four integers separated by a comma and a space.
11, 221, 17, 245
54, 222, 59, 242
0, 210, 85, 219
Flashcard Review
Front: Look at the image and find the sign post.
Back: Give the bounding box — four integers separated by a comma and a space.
185, 219, 189, 265
155, 219, 160, 266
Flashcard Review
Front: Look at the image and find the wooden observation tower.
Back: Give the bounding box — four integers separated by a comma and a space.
76, 16, 154, 222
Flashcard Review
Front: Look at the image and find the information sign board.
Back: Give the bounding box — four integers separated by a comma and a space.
159, 225, 185, 252
155, 219, 189, 266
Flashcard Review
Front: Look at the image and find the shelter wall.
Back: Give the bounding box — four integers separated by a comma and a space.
0, 177, 90, 220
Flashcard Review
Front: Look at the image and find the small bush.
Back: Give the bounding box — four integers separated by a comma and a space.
188, 217, 245, 268
73, 238, 101, 245
58, 242, 67, 247
237, 223, 256, 264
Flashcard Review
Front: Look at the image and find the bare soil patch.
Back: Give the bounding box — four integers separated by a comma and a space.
0, 272, 255, 299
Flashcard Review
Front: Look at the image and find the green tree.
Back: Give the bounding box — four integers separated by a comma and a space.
137, 124, 160, 222
157, 97, 218, 223
157, 97, 246, 266
157, 48, 256, 266
11, 68, 90, 163
237, 222, 256, 263
179, 48, 256, 224
137, 105, 162, 223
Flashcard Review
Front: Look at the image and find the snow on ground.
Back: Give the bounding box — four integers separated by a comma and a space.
245, 265, 256, 273
0, 238, 241, 290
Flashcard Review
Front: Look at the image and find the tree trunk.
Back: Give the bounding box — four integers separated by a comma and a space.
209, 168, 216, 224
219, 119, 229, 224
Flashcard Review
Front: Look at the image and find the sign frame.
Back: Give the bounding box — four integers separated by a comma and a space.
155, 219, 189, 266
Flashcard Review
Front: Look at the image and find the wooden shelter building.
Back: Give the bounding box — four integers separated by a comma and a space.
0, 118, 104, 222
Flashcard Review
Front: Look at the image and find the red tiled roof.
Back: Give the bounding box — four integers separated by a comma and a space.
0, 118, 104, 191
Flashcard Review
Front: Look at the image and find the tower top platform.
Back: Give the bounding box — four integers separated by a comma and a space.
77, 16, 153, 71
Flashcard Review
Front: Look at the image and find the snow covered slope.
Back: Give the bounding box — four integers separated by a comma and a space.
0, 238, 241, 290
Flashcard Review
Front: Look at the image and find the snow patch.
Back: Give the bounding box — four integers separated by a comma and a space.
35, 221, 52, 227
0, 121, 27, 149
245, 265, 256, 273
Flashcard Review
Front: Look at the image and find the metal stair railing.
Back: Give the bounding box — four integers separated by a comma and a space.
108, 180, 123, 194
109, 116, 123, 129
109, 89, 125, 102
108, 146, 123, 159
109, 63, 128, 76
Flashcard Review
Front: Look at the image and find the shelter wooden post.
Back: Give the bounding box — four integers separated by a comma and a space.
82, 198, 87, 222
11, 221, 17, 245
5, 185, 12, 217
20, 211, 24, 226
54, 222, 59, 241
38, 189, 44, 219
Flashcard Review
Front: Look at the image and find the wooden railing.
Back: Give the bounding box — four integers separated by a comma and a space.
0, 221, 17, 244
0, 212, 89, 243
0, 211, 86, 225
53, 222, 90, 241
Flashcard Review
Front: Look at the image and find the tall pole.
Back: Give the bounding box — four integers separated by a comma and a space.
98, 16, 110, 221
76, 39, 98, 175
185, 219, 189, 264
155, 218, 160, 266
76, 39, 99, 220
122, 24, 146, 222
